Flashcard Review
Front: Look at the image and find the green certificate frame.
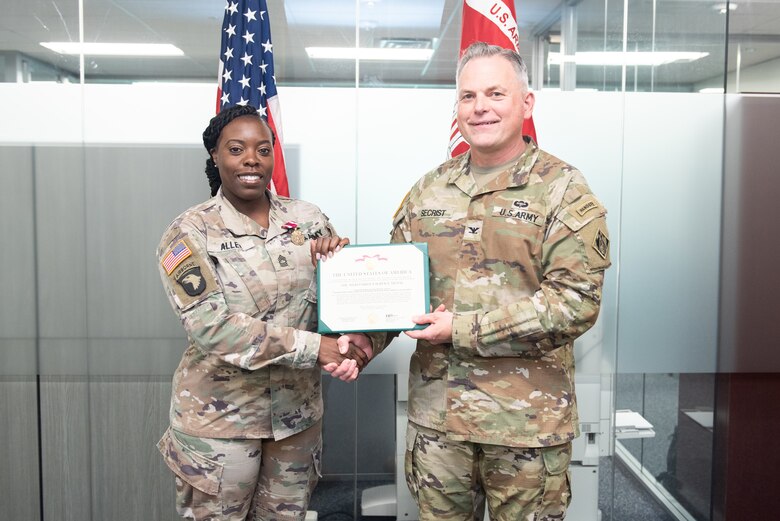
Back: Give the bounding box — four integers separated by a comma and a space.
317, 243, 430, 334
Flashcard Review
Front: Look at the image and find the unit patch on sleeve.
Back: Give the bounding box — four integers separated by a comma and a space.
593, 228, 610, 260
164, 238, 219, 309
574, 219, 611, 272
161, 240, 192, 275
575, 196, 599, 217
176, 266, 207, 296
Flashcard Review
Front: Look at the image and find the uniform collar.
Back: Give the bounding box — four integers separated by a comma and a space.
449, 137, 540, 197
215, 189, 281, 238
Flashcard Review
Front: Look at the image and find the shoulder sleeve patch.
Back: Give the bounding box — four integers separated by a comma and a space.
160, 237, 219, 311
574, 195, 600, 217
557, 194, 606, 232
578, 219, 611, 272
161, 239, 192, 275
392, 190, 411, 227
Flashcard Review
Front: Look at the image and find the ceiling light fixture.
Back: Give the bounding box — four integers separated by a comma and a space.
712, 3, 737, 14
699, 87, 725, 93
306, 47, 433, 61
40, 42, 184, 56
548, 51, 709, 66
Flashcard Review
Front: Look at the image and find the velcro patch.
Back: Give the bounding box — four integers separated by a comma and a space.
560, 195, 605, 232
463, 220, 482, 242
161, 240, 192, 275
593, 228, 609, 260
492, 206, 543, 226
176, 266, 207, 296
165, 238, 218, 310
418, 209, 452, 218
576, 197, 599, 217
577, 220, 611, 272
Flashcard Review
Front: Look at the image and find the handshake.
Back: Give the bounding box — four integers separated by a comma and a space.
311, 235, 374, 382
317, 332, 374, 382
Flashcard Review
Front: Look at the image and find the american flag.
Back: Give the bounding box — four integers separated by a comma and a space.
162, 240, 192, 275
448, 0, 538, 158
216, 0, 289, 197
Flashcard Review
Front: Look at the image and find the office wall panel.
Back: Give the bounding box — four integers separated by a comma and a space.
38, 339, 89, 376
0, 378, 40, 521
533, 91, 625, 377
40, 379, 91, 521
355, 374, 395, 476
35, 146, 87, 340
81, 146, 204, 376
0, 147, 40, 519
618, 93, 723, 373
720, 94, 780, 372
84, 146, 204, 339
0, 146, 36, 373
89, 377, 177, 521
0, 339, 37, 375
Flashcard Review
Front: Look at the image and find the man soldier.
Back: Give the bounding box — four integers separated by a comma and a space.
348, 41, 611, 520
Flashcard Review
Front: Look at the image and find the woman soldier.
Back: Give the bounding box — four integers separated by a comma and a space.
156, 104, 370, 520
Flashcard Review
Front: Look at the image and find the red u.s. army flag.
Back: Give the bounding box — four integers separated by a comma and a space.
448, 0, 538, 158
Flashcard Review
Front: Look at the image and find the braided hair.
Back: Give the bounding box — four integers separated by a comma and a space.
202, 104, 276, 196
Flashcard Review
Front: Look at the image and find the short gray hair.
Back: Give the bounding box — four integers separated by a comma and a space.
456, 41, 529, 93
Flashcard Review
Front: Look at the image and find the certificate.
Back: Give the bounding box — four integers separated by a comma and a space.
317, 243, 430, 333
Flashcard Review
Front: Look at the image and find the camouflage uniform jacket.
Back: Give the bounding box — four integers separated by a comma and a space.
157, 190, 335, 441
391, 140, 611, 448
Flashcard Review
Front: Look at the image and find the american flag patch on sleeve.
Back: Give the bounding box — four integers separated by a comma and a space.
161, 240, 192, 275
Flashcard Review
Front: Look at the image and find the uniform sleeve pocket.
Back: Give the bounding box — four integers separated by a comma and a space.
157, 428, 223, 496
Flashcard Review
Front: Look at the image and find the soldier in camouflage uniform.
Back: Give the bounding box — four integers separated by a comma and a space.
156, 105, 368, 521
352, 42, 611, 520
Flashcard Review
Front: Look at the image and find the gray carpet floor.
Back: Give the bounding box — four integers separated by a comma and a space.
310, 459, 678, 521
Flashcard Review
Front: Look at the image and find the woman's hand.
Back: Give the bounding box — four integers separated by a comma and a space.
324, 333, 374, 381
318, 335, 368, 382
311, 235, 350, 266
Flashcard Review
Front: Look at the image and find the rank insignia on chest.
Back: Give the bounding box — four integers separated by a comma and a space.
278, 255, 289, 268
463, 220, 482, 242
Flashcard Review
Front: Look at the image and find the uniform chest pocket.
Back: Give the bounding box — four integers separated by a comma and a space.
483, 200, 547, 263
299, 279, 319, 332
209, 243, 273, 317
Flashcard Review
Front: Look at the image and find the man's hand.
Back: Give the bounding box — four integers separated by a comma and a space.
404, 304, 453, 345
318, 335, 367, 382
311, 235, 350, 266
322, 333, 374, 381
337, 333, 373, 361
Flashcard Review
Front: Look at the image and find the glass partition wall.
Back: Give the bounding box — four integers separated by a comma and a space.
2, 1, 778, 520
